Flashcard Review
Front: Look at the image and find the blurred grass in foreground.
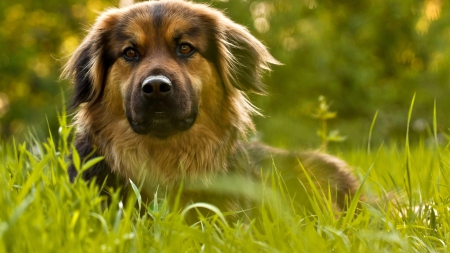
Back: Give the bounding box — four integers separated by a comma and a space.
1, 109, 450, 252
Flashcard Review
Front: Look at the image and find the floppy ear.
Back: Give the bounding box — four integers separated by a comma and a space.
61, 9, 119, 108
215, 18, 280, 94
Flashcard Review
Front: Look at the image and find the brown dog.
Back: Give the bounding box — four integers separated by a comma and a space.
62, 0, 359, 218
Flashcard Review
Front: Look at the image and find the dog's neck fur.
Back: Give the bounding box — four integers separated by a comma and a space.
74, 91, 255, 188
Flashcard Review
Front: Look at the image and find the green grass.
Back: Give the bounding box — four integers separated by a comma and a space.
1, 111, 450, 252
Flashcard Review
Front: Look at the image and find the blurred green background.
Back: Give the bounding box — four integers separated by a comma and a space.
0, 0, 449, 149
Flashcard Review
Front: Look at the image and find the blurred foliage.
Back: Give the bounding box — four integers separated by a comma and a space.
0, 0, 112, 138
311, 96, 347, 151
1, 0, 449, 148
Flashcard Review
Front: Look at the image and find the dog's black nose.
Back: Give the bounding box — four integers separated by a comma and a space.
142, 75, 172, 97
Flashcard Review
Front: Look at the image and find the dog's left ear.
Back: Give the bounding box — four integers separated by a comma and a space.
61, 9, 120, 108
215, 17, 280, 94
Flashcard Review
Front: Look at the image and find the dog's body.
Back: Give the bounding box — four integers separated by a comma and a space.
63, 1, 359, 218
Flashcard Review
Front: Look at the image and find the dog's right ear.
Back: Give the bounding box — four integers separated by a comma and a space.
214, 15, 280, 95
61, 9, 120, 108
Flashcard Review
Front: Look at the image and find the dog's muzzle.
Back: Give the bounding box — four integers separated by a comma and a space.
126, 75, 198, 138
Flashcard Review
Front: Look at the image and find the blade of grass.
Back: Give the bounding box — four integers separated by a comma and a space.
367, 110, 378, 154
405, 93, 415, 218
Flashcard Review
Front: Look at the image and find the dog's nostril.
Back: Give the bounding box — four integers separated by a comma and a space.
160, 83, 172, 93
142, 75, 172, 96
142, 85, 154, 94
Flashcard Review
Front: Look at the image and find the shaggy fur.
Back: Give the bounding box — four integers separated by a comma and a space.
63, 0, 360, 218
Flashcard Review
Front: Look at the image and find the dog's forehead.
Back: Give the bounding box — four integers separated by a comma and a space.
120, 2, 213, 34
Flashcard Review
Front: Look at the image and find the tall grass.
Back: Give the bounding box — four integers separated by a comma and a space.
1, 109, 449, 252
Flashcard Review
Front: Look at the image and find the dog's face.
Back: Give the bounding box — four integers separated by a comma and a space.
64, 1, 278, 139
107, 3, 215, 138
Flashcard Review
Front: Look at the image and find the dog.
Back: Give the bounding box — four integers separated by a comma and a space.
62, 0, 360, 220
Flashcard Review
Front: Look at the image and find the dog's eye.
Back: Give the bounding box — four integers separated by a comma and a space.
123, 48, 139, 61
178, 43, 193, 56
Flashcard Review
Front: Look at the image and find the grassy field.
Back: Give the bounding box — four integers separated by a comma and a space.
1, 110, 449, 253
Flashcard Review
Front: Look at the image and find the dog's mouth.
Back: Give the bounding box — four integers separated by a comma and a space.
127, 111, 197, 139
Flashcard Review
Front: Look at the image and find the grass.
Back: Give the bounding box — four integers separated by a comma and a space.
1, 110, 450, 252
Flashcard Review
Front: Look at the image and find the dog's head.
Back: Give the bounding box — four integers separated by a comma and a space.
63, 1, 278, 139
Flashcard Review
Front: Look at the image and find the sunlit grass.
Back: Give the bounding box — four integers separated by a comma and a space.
1, 109, 449, 252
